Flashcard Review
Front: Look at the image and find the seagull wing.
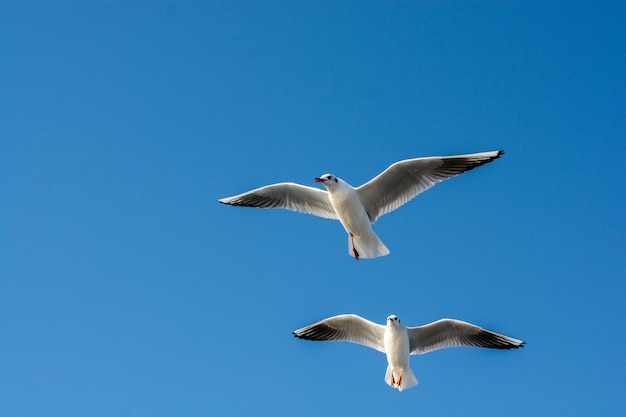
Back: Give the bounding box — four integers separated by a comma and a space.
218, 182, 338, 220
356, 150, 504, 222
293, 314, 386, 353
407, 319, 524, 355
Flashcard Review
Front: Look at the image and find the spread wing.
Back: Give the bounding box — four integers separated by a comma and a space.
408, 318, 524, 355
293, 314, 386, 353
218, 182, 338, 220
356, 150, 504, 222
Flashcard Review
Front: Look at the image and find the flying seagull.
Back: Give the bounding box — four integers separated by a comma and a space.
293, 314, 524, 391
218, 150, 503, 260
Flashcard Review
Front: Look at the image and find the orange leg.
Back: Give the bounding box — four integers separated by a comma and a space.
349, 232, 360, 261
390, 370, 403, 388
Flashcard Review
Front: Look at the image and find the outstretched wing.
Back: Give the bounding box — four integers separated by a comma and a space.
357, 150, 504, 222
219, 182, 338, 220
408, 318, 524, 355
293, 314, 386, 353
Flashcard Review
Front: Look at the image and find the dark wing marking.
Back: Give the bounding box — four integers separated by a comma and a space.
219, 182, 338, 220
357, 150, 504, 222
293, 314, 386, 353
408, 318, 524, 355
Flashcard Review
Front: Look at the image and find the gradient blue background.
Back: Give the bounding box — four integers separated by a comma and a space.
2, 2, 625, 416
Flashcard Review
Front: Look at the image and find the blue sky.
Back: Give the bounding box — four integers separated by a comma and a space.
1, 1, 625, 416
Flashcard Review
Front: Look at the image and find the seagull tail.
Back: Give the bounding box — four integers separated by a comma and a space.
349, 230, 390, 259
385, 365, 418, 392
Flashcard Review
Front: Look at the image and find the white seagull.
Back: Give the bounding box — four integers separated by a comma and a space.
218, 150, 503, 260
293, 314, 524, 391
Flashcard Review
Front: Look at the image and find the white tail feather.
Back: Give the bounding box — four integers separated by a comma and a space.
348, 230, 390, 259
385, 365, 418, 392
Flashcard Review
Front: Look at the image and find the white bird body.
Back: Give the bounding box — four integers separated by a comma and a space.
324, 177, 390, 259
326, 177, 368, 234
218, 150, 504, 260
383, 316, 417, 391
293, 313, 524, 391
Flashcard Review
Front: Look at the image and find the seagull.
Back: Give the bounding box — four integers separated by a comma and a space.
293, 314, 524, 391
218, 150, 503, 260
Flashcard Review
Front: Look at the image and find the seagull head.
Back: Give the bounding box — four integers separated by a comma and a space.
314, 173, 339, 188
387, 315, 402, 326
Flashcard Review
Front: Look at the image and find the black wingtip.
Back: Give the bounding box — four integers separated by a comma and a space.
293, 332, 310, 340
505, 339, 524, 349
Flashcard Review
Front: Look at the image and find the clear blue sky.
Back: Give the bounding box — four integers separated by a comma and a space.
2, 2, 625, 416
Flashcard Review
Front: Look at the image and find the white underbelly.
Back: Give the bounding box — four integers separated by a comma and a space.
385, 330, 410, 367
330, 194, 371, 235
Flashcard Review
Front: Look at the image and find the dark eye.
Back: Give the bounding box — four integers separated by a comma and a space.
334, 178, 338, 183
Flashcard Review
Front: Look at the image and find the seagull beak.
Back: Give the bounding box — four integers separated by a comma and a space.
314, 177, 324, 183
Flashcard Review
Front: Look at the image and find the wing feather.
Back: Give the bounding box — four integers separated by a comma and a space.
293, 314, 386, 353
356, 150, 504, 222
218, 182, 338, 220
408, 318, 524, 355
